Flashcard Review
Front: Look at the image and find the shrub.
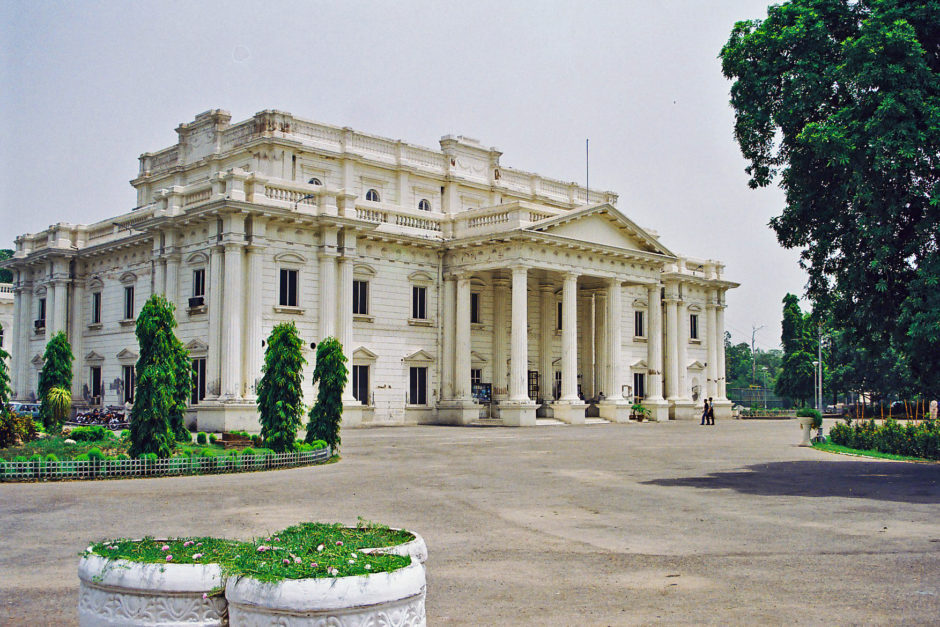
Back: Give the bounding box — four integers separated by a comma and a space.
0, 411, 38, 448
241, 447, 255, 457
306, 337, 347, 451
209, 433, 218, 444
38, 332, 73, 431
797, 407, 823, 429
120, 429, 131, 440
827, 418, 940, 460
75, 453, 90, 462
196, 432, 207, 445
257, 322, 307, 452
44, 454, 58, 463
13, 455, 27, 463
117, 454, 130, 461
250, 434, 262, 447
70, 425, 114, 442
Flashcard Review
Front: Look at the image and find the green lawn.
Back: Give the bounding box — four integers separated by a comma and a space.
812, 441, 937, 463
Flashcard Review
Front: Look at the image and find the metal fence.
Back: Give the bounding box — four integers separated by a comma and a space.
0, 448, 331, 482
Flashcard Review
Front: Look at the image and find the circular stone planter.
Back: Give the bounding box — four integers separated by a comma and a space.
798, 416, 814, 447
77, 553, 226, 627
225, 561, 426, 626
361, 529, 428, 564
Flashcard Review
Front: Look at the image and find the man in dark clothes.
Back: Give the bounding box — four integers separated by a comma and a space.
701, 398, 709, 425
706, 397, 715, 425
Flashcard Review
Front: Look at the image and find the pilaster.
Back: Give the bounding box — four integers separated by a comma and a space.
441, 276, 456, 401
492, 278, 509, 399
318, 226, 338, 339
220, 240, 245, 400
70, 279, 85, 402
244, 217, 266, 400
206, 245, 223, 399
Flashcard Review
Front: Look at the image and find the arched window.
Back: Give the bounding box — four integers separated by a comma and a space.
418, 198, 431, 212
365, 189, 380, 202
308, 177, 322, 186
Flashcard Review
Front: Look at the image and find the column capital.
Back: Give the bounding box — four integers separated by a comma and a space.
317, 250, 339, 260
608, 276, 623, 287
562, 271, 580, 282
492, 277, 510, 289
539, 282, 554, 293
509, 263, 530, 273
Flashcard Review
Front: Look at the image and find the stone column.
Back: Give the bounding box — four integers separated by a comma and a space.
165, 254, 180, 312
594, 292, 607, 397
706, 288, 718, 399
220, 242, 245, 400
538, 282, 554, 403
244, 218, 266, 399
579, 293, 594, 400
441, 276, 456, 400
12, 283, 27, 398
454, 274, 472, 401
509, 266, 529, 402
70, 280, 85, 401
716, 291, 727, 401
492, 278, 509, 399
664, 281, 679, 401
206, 246, 223, 398
153, 257, 166, 296
647, 283, 664, 401
560, 273, 579, 401
52, 279, 68, 337
606, 278, 624, 402
337, 256, 355, 404
677, 299, 690, 399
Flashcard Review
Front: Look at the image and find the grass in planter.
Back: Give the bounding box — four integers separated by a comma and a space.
85, 522, 413, 582
813, 441, 937, 463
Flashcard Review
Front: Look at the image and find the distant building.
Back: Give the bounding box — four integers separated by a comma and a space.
1, 109, 737, 431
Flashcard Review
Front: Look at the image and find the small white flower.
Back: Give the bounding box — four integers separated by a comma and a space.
365, 564, 371, 570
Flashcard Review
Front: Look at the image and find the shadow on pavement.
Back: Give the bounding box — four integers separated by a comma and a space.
642, 460, 939, 504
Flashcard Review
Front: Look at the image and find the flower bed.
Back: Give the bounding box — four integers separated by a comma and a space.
0, 448, 330, 481
79, 523, 426, 626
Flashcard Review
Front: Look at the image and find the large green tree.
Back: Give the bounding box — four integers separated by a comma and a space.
38, 332, 73, 430
0, 249, 13, 283
305, 337, 347, 451
721, 0, 940, 397
257, 322, 307, 452
129, 295, 189, 458
775, 294, 817, 405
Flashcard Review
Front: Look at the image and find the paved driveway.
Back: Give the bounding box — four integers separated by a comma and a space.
0, 419, 937, 625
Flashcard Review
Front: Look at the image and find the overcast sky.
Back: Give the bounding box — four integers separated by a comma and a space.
0, 0, 808, 351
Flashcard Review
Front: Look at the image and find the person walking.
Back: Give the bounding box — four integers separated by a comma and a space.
701, 398, 709, 425
706, 397, 715, 425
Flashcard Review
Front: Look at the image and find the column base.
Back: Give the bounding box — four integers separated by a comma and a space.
550, 401, 587, 424
643, 398, 670, 422
195, 401, 260, 433
342, 403, 365, 428
435, 400, 480, 426
670, 399, 699, 421
598, 399, 632, 423
712, 399, 733, 421
497, 401, 537, 426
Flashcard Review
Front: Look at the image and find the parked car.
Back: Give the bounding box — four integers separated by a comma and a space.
8, 402, 41, 419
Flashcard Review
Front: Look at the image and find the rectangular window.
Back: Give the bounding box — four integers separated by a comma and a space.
124, 286, 135, 320
690, 314, 699, 340
470, 292, 480, 324
635, 310, 644, 337
91, 292, 101, 324
38, 298, 46, 324
353, 280, 369, 315
557, 301, 563, 330
191, 358, 206, 405
352, 365, 369, 405
470, 368, 482, 385
633, 372, 646, 401
90, 366, 102, 402
279, 269, 298, 307
412, 286, 427, 320
554, 370, 562, 400
193, 269, 206, 298
409, 367, 427, 405
123, 365, 136, 403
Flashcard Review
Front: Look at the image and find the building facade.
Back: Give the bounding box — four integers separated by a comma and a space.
2, 109, 737, 430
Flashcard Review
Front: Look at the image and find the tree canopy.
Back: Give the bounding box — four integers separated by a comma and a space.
0, 249, 13, 283
775, 294, 818, 406
721, 0, 940, 396
306, 337, 347, 451
257, 322, 307, 452
129, 295, 190, 458
38, 332, 73, 430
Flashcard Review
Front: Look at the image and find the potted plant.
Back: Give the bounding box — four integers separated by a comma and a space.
796, 408, 822, 446
631, 403, 651, 422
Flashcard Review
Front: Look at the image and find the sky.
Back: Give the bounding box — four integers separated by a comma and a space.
0, 0, 808, 351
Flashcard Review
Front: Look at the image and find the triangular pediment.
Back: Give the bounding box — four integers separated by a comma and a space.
687, 360, 706, 370
526, 204, 674, 256
184, 339, 209, 354
403, 349, 435, 363
85, 351, 106, 363
31, 354, 43, 367
353, 346, 378, 361
117, 348, 139, 362
630, 358, 648, 369
471, 351, 487, 364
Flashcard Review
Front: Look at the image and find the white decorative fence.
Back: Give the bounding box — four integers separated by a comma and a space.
0, 448, 330, 482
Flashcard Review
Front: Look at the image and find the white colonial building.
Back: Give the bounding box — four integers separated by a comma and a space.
2, 109, 737, 430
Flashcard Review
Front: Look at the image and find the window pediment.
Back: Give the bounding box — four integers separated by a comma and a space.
274, 252, 306, 265
403, 349, 434, 364
186, 252, 209, 266
408, 271, 433, 284
117, 348, 139, 362
352, 346, 378, 361
687, 360, 706, 370
184, 339, 209, 355
119, 272, 137, 285
85, 351, 106, 364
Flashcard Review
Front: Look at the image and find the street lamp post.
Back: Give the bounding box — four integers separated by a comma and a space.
761, 366, 768, 409
812, 360, 820, 412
